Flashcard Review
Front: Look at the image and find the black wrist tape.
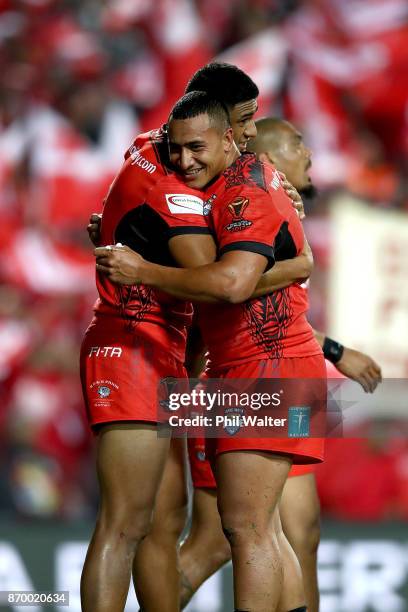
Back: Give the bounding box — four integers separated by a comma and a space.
323, 336, 344, 364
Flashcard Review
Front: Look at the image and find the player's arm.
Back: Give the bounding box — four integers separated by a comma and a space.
95, 244, 269, 303
251, 233, 312, 296
156, 183, 295, 301
95, 231, 311, 300
314, 329, 382, 393
169, 231, 311, 296
88, 178, 307, 294
95, 185, 282, 303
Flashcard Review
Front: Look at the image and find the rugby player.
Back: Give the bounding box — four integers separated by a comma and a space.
81, 65, 311, 612
178, 118, 382, 612
95, 92, 326, 612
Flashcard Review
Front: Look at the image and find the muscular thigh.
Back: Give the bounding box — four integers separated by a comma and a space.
150, 437, 188, 534
96, 423, 170, 517
215, 451, 292, 526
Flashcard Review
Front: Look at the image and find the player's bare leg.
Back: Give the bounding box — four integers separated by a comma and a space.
180, 487, 306, 610
280, 473, 321, 612
273, 507, 305, 611
216, 451, 302, 612
179, 488, 231, 608
80, 424, 171, 612
132, 438, 188, 611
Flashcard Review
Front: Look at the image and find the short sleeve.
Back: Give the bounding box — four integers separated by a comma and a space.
149, 184, 210, 238
214, 186, 284, 270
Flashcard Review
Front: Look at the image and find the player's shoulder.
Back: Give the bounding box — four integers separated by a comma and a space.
149, 174, 206, 215
222, 153, 270, 194
123, 125, 170, 174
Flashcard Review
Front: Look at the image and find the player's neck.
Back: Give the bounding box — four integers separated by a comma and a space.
202, 146, 241, 189
223, 144, 241, 171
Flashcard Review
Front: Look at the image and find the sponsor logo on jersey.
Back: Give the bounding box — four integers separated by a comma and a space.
288, 406, 310, 438
197, 450, 206, 462
225, 197, 252, 232
128, 144, 156, 174
270, 170, 281, 191
165, 194, 204, 215
89, 346, 123, 358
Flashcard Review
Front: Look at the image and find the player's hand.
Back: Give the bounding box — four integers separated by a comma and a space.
94, 244, 145, 284
299, 236, 313, 280
279, 172, 305, 220
335, 348, 382, 393
87, 213, 102, 246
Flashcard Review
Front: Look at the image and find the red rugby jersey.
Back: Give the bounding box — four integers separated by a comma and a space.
95, 128, 209, 361
198, 153, 322, 368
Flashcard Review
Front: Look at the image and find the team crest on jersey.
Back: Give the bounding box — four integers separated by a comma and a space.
225, 197, 252, 232
97, 386, 111, 398
224, 407, 245, 435
90, 380, 119, 405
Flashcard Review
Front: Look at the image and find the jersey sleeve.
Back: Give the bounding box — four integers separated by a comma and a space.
214, 186, 283, 270
148, 183, 210, 238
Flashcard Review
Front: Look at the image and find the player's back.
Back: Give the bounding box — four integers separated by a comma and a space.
100, 128, 168, 254
94, 128, 194, 360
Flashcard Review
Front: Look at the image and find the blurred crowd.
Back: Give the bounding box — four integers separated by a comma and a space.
0, 0, 407, 520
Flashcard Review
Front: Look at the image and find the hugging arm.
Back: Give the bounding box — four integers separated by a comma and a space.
96, 243, 269, 304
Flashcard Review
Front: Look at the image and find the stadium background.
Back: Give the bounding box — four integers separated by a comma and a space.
0, 0, 407, 610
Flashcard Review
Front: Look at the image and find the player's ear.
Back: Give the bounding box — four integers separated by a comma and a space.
223, 127, 234, 152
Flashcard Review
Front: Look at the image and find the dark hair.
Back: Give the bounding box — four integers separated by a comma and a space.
169, 91, 230, 132
185, 62, 259, 108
